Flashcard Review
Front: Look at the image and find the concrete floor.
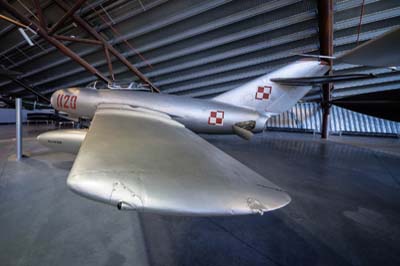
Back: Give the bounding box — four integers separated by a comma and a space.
0, 124, 400, 266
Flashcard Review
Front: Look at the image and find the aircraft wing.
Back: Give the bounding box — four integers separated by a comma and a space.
67, 104, 290, 216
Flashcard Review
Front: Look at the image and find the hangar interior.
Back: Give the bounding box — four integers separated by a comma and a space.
0, 0, 400, 266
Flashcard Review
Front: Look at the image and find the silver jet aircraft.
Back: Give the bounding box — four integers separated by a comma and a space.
38, 59, 337, 215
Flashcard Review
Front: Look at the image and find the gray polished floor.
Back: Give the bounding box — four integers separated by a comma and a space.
0, 125, 399, 266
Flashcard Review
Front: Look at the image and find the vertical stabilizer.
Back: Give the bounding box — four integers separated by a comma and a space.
212, 59, 329, 115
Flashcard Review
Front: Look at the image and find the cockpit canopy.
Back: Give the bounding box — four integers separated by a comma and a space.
86, 80, 107, 90
86, 80, 151, 91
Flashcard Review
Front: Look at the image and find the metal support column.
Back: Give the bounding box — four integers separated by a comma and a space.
16, 98, 22, 161
318, 0, 334, 139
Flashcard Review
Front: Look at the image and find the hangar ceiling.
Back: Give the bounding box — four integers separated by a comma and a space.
0, 0, 399, 105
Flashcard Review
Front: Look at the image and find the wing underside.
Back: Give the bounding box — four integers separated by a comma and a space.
67, 105, 290, 216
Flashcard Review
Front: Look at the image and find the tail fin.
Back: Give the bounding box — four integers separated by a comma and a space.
212, 59, 329, 115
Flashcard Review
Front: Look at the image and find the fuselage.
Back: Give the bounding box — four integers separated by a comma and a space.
51, 88, 269, 134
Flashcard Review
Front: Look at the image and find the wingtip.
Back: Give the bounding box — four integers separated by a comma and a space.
263, 190, 291, 213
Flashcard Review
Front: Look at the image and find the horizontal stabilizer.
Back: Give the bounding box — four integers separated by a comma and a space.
270, 73, 375, 86
292, 53, 336, 60
337, 27, 400, 67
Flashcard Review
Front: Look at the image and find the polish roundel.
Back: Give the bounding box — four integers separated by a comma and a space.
208, 110, 224, 126
255, 85, 272, 100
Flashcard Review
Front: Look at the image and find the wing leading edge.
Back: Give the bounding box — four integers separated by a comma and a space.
67, 105, 290, 216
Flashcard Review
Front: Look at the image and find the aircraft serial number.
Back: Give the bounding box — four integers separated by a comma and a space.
57, 94, 77, 110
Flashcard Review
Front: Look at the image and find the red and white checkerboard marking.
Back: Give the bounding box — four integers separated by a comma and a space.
208, 110, 224, 126
255, 85, 272, 100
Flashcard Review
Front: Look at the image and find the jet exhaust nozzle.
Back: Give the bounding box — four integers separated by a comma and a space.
232, 121, 255, 140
